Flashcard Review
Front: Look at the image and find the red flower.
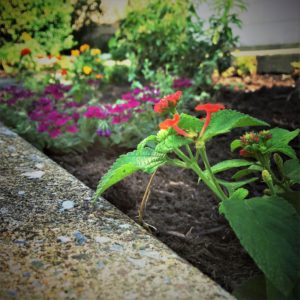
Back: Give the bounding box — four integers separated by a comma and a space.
239, 149, 254, 157
154, 91, 182, 114
61, 69, 68, 76
20, 48, 31, 56
195, 103, 225, 137
159, 113, 188, 136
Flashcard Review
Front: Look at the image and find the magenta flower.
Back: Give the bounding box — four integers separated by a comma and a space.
66, 125, 79, 133
84, 106, 108, 119
49, 128, 61, 138
55, 116, 71, 126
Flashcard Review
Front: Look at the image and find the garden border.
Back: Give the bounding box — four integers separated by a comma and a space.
0, 122, 234, 300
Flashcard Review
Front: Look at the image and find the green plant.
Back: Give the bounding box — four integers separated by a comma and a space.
0, 0, 74, 68
109, 0, 206, 76
94, 91, 300, 300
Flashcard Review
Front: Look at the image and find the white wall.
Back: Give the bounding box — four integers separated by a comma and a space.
194, 0, 300, 47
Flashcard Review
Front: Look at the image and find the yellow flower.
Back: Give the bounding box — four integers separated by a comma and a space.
95, 58, 102, 63
95, 74, 104, 79
83, 66, 92, 75
21, 32, 32, 41
80, 44, 90, 52
91, 48, 101, 56
71, 49, 80, 57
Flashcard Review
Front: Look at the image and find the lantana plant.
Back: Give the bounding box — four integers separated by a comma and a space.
94, 91, 300, 299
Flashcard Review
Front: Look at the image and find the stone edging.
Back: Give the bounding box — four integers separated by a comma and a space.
0, 123, 234, 300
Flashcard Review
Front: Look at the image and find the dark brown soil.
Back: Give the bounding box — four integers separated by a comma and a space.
49, 83, 300, 292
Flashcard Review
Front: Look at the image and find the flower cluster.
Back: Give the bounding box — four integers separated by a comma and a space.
154, 91, 224, 138
154, 90, 182, 113
28, 84, 81, 138
239, 130, 272, 157
0, 85, 33, 106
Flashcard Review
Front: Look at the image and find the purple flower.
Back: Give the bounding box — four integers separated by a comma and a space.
96, 128, 111, 137
37, 123, 49, 133
72, 112, 80, 121
172, 78, 192, 89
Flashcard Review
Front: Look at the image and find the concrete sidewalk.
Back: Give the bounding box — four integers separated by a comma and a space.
0, 123, 234, 300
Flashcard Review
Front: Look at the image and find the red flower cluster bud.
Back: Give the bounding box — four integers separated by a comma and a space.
154, 91, 182, 114
239, 130, 272, 158
240, 131, 272, 146
20, 48, 31, 56
239, 149, 254, 157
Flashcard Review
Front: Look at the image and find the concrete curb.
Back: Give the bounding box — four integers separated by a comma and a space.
0, 123, 235, 300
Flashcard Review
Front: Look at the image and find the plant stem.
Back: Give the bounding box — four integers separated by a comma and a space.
174, 148, 225, 201
199, 146, 228, 200
186, 145, 194, 160
138, 170, 157, 224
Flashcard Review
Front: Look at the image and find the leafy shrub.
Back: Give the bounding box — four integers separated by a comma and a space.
0, 0, 74, 68
109, 0, 205, 76
109, 0, 243, 79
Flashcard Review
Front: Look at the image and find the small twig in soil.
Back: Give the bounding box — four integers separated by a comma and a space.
138, 170, 157, 225
196, 225, 226, 237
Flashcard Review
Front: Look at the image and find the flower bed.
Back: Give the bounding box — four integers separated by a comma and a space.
49, 85, 300, 298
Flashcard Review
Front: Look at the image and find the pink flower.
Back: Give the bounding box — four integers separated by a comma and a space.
49, 128, 61, 138
66, 125, 79, 133
84, 106, 107, 119
111, 114, 131, 124
55, 117, 71, 126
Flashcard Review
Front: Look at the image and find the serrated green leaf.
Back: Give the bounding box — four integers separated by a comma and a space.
137, 135, 157, 150
178, 113, 204, 133
210, 159, 252, 174
230, 139, 242, 152
155, 134, 191, 153
93, 147, 166, 199
283, 159, 300, 183
265, 128, 299, 159
217, 177, 258, 195
220, 193, 300, 297
204, 109, 269, 140
232, 165, 263, 180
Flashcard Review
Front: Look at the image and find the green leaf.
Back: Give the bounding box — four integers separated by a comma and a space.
204, 109, 269, 140
232, 165, 263, 180
231, 139, 242, 152
283, 159, 300, 183
279, 191, 300, 215
178, 113, 204, 133
137, 135, 157, 150
209, 159, 252, 174
265, 128, 300, 159
155, 134, 191, 153
217, 177, 258, 195
93, 147, 166, 199
220, 193, 300, 297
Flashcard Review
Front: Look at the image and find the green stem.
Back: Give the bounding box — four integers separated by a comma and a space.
174, 148, 224, 201
257, 153, 291, 192
186, 145, 194, 160
199, 146, 228, 200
